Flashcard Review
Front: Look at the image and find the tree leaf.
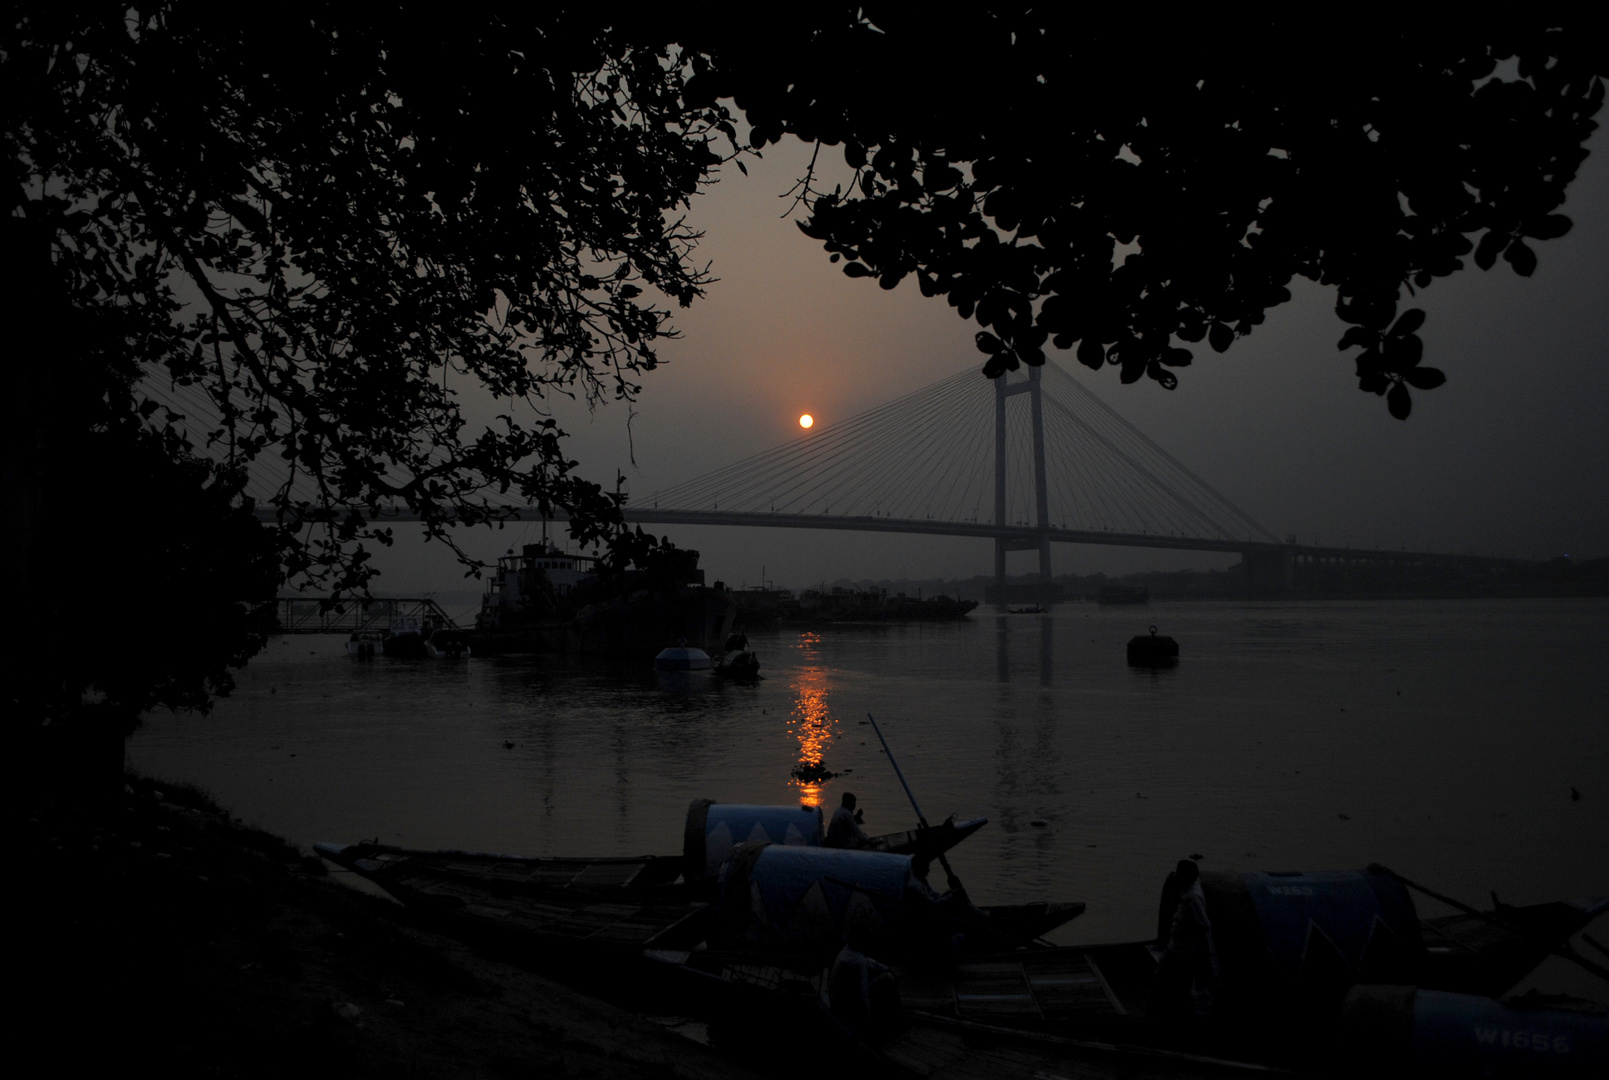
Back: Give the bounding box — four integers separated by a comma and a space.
1391, 308, 1425, 336
1077, 338, 1104, 369
1208, 322, 1234, 353
842, 261, 874, 278
1504, 238, 1537, 276
1403, 367, 1446, 390
1524, 214, 1571, 240
1147, 361, 1179, 390
1474, 229, 1507, 270
1381, 333, 1422, 370
982, 352, 1015, 378
1387, 381, 1412, 419
1337, 325, 1374, 352
974, 331, 1004, 355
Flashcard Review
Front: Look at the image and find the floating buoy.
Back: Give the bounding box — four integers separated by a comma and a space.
1126, 625, 1179, 666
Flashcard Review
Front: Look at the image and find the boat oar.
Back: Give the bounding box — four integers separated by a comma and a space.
866, 712, 961, 891
1372, 864, 1609, 984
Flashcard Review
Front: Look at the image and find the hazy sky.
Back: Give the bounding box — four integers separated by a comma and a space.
373, 125, 1609, 599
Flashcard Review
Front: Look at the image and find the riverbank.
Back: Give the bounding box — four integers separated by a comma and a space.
20, 773, 765, 1080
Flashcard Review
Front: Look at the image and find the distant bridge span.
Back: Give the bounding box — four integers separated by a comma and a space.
616, 509, 1536, 591
318, 501, 1531, 587
621, 507, 1276, 556
228, 360, 1538, 597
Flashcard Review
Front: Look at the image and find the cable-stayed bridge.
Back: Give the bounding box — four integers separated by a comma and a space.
148, 359, 1530, 600
627, 362, 1287, 599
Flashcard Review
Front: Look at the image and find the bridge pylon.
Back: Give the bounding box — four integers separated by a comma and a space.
988, 367, 1060, 607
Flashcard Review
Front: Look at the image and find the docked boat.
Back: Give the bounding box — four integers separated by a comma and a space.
874, 869, 1609, 1076
708, 631, 760, 679
711, 649, 760, 679
425, 629, 472, 658
381, 614, 429, 658
314, 800, 1020, 985
314, 827, 1608, 1077
345, 630, 382, 658
470, 540, 734, 658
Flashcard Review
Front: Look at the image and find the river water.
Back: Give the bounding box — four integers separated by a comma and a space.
131, 598, 1607, 963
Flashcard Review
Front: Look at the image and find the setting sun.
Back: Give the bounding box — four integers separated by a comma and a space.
799, 414, 814, 429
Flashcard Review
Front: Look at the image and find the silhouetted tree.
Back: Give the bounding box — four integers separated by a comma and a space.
6, 6, 734, 601
697, 10, 1604, 418
6, 7, 1603, 736
4, 6, 734, 745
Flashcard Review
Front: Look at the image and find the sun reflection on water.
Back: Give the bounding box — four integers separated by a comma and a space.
789, 633, 837, 806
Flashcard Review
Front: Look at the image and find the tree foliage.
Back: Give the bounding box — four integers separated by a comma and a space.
6, 7, 1605, 721
5, 5, 738, 719
6, 4, 735, 600
5, 214, 281, 724
695, 9, 1604, 419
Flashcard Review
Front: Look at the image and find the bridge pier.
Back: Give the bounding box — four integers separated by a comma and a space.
989, 368, 1058, 607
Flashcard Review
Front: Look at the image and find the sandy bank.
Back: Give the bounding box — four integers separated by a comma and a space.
20, 774, 767, 1079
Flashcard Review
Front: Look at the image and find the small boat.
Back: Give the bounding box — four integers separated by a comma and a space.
712, 649, 761, 679
315, 822, 1608, 1077
1126, 625, 1179, 666
345, 630, 382, 658
381, 615, 429, 658
425, 629, 472, 658
1008, 604, 1046, 614
683, 800, 988, 880
314, 799, 1018, 1000
874, 869, 1609, 1076
316, 839, 1082, 1034
654, 644, 711, 671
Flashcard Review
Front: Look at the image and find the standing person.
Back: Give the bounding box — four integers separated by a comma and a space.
1150, 859, 1220, 1023
826, 791, 870, 849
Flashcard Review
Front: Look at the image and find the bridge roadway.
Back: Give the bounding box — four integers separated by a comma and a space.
269, 504, 1532, 573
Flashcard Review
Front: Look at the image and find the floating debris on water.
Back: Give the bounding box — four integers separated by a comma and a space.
791, 760, 837, 784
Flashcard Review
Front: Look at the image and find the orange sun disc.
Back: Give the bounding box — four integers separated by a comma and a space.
799, 414, 814, 429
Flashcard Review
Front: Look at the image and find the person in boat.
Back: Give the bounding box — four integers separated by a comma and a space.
723, 630, 749, 652
1151, 858, 1220, 1022
825, 791, 870, 849
904, 855, 992, 964
827, 925, 901, 1036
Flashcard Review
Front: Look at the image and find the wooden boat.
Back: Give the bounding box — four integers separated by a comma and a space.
315, 811, 1083, 1041
345, 630, 382, 658
424, 629, 471, 658
381, 614, 429, 658
314, 842, 1607, 1077
316, 803, 990, 903
871, 870, 1609, 1076
711, 649, 761, 679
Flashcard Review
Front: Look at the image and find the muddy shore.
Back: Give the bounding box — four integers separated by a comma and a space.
21, 774, 767, 1079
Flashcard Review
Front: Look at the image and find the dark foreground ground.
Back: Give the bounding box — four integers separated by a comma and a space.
21, 774, 766, 1080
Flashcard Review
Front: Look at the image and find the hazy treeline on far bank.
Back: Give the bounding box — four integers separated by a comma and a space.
816, 554, 1609, 606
